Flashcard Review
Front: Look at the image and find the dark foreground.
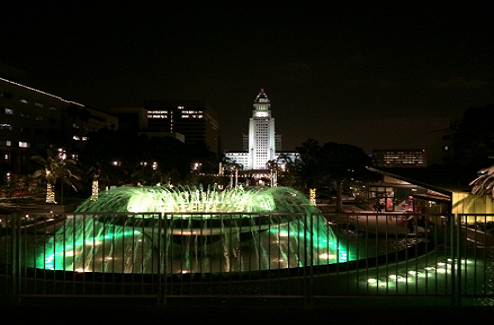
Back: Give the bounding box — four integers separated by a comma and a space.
1, 299, 492, 325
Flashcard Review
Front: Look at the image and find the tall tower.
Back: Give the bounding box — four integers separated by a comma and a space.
247, 89, 277, 170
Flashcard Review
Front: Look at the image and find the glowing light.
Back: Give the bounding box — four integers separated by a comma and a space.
91, 180, 99, 201
309, 188, 316, 206
46, 182, 56, 204
85, 241, 101, 246
39, 185, 353, 273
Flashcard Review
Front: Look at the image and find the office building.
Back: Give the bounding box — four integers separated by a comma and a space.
0, 66, 117, 174
372, 149, 427, 168
141, 100, 219, 154
225, 89, 296, 171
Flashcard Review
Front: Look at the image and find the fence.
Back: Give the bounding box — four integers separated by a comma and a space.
0, 211, 492, 306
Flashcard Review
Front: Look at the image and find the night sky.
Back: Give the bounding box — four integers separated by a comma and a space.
2, 1, 493, 164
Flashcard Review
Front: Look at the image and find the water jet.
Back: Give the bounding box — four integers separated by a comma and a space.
37, 185, 351, 274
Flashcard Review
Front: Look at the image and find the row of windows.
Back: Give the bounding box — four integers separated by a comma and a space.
1, 108, 57, 123
1, 89, 38, 106
1, 91, 58, 110
1, 125, 50, 135
148, 114, 168, 119
2, 107, 57, 115
181, 114, 203, 119
0, 140, 30, 148
147, 114, 204, 119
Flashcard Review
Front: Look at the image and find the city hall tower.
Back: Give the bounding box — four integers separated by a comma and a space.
247, 89, 277, 169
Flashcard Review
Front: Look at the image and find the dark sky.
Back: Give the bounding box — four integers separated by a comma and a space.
2, 1, 493, 163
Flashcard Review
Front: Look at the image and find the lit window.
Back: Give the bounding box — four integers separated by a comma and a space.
19, 98, 28, 104
4, 108, 13, 115
35, 102, 44, 107
19, 141, 30, 148
1, 92, 13, 99
0, 124, 11, 130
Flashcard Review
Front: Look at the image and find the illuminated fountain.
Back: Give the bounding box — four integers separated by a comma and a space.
37, 185, 350, 274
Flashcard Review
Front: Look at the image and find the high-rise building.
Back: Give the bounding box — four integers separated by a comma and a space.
110, 101, 220, 154
247, 89, 277, 170
225, 89, 295, 171
372, 149, 427, 168
144, 100, 219, 154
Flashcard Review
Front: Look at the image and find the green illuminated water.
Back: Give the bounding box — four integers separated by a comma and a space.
37, 185, 350, 274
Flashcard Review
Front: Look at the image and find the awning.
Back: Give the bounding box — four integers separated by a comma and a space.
413, 193, 451, 203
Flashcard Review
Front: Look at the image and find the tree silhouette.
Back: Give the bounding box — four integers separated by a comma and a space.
287, 139, 373, 212
320, 142, 373, 213
31, 148, 82, 204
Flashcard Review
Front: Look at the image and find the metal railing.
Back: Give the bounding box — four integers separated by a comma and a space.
0, 211, 492, 306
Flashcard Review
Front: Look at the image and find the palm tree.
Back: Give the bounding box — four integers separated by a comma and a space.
470, 162, 494, 199
320, 142, 373, 213
80, 149, 114, 201
226, 162, 243, 187
266, 159, 278, 187
31, 148, 82, 204
291, 139, 325, 198
286, 139, 373, 212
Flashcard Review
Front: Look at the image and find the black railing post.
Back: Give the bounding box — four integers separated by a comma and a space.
455, 214, 462, 306
157, 213, 165, 305
304, 213, 314, 306
10, 213, 21, 304
449, 213, 458, 306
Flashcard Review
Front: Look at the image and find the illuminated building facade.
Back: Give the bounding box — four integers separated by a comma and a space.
0, 70, 117, 174
247, 89, 277, 170
225, 89, 295, 172
372, 149, 427, 168
143, 101, 219, 154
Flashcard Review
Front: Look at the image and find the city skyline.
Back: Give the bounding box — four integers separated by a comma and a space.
1, 1, 493, 164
